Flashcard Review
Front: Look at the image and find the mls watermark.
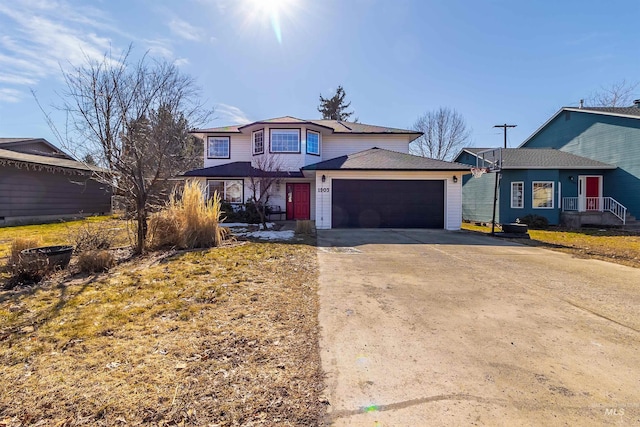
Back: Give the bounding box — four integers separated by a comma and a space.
604, 408, 625, 416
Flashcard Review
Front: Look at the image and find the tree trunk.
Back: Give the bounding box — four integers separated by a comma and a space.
135, 199, 147, 254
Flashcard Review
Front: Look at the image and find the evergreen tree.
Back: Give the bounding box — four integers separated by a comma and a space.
318, 85, 354, 121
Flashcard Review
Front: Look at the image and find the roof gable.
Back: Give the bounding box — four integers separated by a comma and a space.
0, 138, 74, 160
520, 106, 640, 147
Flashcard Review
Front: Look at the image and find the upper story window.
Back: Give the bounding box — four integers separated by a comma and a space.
306, 130, 320, 156
511, 181, 524, 208
532, 181, 554, 209
270, 129, 300, 153
252, 129, 264, 155
207, 136, 230, 159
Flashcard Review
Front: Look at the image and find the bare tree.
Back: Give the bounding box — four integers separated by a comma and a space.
410, 107, 471, 160
59, 47, 209, 254
586, 79, 639, 107
247, 153, 284, 229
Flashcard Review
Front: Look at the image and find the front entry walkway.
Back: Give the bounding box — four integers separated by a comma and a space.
317, 229, 640, 425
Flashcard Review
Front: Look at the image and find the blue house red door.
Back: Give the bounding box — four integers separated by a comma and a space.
286, 183, 310, 220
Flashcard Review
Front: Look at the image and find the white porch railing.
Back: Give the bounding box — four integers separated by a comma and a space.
562, 197, 579, 211
562, 197, 627, 225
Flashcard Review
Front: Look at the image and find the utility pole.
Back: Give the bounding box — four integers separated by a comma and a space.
494, 123, 517, 148
489, 123, 516, 235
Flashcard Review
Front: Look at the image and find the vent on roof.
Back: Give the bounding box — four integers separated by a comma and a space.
634, 99, 640, 108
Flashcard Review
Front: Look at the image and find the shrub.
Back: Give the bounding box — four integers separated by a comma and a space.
221, 201, 261, 223
148, 180, 230, 250
68, 221, 115, 252
517, 214, 549, 229
8, 237, 41, 265
77, 250, 115, 273
4, 238, 49, 287
295, 220, 314, 236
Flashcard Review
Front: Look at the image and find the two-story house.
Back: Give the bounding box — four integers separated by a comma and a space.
455, 101, 640, 228
183, 116, 470, 230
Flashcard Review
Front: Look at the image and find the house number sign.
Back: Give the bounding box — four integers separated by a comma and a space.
318, 187, 330, 193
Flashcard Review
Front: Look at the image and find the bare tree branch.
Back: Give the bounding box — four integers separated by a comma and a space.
56, 47, 211, 254
247, 153, 285, 228
586, 79, 639, 107
410, 107, 471, 161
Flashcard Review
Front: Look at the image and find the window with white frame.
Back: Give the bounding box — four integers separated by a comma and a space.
252, 129, 264, 155
208, 179, 243, 203
270, 129, 300, 153
306, 130, 320, 155
532, 181, 554, 208
511, 181, 524, 208
207, 136, 230, 159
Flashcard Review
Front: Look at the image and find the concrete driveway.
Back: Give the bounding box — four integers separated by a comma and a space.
317, 229, 640, 426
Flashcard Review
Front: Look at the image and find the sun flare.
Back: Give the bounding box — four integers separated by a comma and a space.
242, 0, 299, 44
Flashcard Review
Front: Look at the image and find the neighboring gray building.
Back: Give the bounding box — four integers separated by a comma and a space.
0, 138, 111, 226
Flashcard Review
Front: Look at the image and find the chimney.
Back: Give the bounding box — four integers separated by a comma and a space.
579, 99, 584, 109
634, 99, 640, 108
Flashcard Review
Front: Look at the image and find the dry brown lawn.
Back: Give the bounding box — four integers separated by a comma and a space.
0, 229, 324, 425
462, 222, 640, 268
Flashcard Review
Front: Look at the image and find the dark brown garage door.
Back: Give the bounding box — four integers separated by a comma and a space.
332, 179, 444, 228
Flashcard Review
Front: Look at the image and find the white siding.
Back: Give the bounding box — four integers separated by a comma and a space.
314, 171, 462, 230
321, 134, 413, 161
203, 134, 251, 168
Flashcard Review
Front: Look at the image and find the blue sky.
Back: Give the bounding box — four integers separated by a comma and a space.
1, 0, 639, 151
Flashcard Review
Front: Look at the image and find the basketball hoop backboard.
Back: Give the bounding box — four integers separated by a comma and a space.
476, 148, 502, 172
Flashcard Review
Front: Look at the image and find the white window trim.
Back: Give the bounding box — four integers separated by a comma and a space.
270, 128, 301, 153
208, 179, 244, 204
532, 181, 555, 209
306, 129, 321, 156
511, 181, 524, 209
252, 129, 264, 155
207, 136, 230, 159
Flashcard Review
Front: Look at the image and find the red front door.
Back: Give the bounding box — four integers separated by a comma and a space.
586, 176, 600, 210
286, 183, 310, 220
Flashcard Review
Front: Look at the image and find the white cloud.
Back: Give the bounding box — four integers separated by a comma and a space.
168, 18, 206, 42
174, 57, 190, 67
215, 104, 251, 125
144, 39, 174, 59
0, 0, 121, 103
0, 88, 22, 103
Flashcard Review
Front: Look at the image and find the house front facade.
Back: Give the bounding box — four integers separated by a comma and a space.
519, 103, 640, 224
184, 116, 470, 230
455, 148, 617, 226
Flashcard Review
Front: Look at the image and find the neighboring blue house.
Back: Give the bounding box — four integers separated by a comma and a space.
456, 101, 640, 227
455, 148, 616, 226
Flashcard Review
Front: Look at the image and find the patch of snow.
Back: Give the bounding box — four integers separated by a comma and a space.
221, 222, 275, 229
239, 230, 296, 241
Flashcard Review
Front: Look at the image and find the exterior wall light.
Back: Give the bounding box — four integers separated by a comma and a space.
453, 175, 458, 183
322, 174, 326, 183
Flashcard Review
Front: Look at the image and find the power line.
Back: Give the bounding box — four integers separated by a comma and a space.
493, 123, 517, 148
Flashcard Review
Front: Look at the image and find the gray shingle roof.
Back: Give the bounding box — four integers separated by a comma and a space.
460, 148, 615, 170
193, 117, 421, 136
0, 148, 105, 173
576, 106, 640, 118
182, 162, 304, 178
302, 148, 470, 171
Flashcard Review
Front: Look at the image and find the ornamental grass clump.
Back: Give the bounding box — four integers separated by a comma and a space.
148, 180, 229, 250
